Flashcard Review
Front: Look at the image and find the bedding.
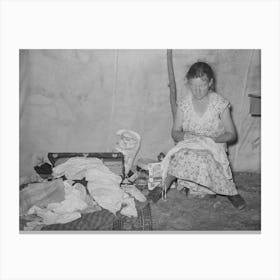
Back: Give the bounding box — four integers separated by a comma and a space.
20, 153, 152, 231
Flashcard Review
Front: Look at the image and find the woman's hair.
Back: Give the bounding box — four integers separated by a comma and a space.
186, 61, 216, 91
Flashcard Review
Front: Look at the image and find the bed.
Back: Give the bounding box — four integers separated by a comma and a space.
20, 152, 153, 231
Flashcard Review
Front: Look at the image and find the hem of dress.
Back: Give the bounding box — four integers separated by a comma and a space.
169, 176, 238, 196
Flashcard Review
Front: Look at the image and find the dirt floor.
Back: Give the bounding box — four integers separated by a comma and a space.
150, 172, 261, 231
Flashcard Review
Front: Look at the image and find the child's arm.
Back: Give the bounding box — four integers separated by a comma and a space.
213, 107, 237, 144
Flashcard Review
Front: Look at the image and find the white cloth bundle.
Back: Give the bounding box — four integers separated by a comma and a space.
161, 136, 232, 183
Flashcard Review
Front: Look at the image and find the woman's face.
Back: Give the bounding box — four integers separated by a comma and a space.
188, 76, 212, 100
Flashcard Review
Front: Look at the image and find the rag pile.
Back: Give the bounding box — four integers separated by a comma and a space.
25, 180, 100, 229
53, 157, 144, 217
21, 157, 147, 230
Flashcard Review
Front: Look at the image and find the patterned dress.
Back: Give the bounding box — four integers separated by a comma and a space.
168, 92, 238, 196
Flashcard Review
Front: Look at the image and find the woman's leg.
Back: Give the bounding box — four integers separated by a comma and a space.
164, 174, 177, 193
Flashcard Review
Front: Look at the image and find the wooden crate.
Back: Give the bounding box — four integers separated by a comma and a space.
248, 94, 261, 116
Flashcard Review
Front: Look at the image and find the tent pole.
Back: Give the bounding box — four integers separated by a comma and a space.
167, 49, 177, 121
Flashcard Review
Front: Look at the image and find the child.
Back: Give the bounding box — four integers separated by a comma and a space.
149, 61, 246, 210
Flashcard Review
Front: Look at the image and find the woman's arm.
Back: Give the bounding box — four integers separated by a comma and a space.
213, 107, 237, 144
171, 107, 185, 142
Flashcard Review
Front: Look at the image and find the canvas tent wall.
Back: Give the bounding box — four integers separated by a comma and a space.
20, 49, 261, 177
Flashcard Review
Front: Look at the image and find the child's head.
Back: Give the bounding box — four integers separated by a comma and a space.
186, 62, 215, 100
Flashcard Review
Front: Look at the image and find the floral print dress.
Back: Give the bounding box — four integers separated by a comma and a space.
168, 92, 238, 196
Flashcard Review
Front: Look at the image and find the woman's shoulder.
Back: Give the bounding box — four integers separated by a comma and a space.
210, 92, 229, 102
210, 92, 231, 112
210, 92, 230, 104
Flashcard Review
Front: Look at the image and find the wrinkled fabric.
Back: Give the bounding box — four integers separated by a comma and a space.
120, 197, 138, 217
88, 183, 127, 215
177, 180, 215, 196
86, 164, 137, 217
47, 181, 88, 214
52, 157, 104, 180
39, 157, 138, 218
161, 136, 232, 182
85, 166, 122, 185
27, 205, 81, 225
86, 165, 125, 214
114, 129, 141, 175
20, 179, 65, 215
25, 180, 100, 227
121, 184, 146, 202
20, 174, 46, 186
24, 220, 45, 231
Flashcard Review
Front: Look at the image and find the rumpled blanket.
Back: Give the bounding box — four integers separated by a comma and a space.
46, 181, 89, 214
54, 157, 138, 217
22, 180, 101, 230
52, 157, 105, 180
20, 179, 65, 215
87, 168, 138, 217
21, 157, 141, 231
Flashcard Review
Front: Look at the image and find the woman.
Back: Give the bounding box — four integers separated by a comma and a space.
149, 61, 246, 210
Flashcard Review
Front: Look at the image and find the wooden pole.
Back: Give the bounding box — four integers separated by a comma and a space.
167, 49, 177, 120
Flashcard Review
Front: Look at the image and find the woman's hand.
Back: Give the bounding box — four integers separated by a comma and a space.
171, 130, 185, 142
183, 132, 197, 140
212, 132, 236, 143
172, 131, 197, 143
